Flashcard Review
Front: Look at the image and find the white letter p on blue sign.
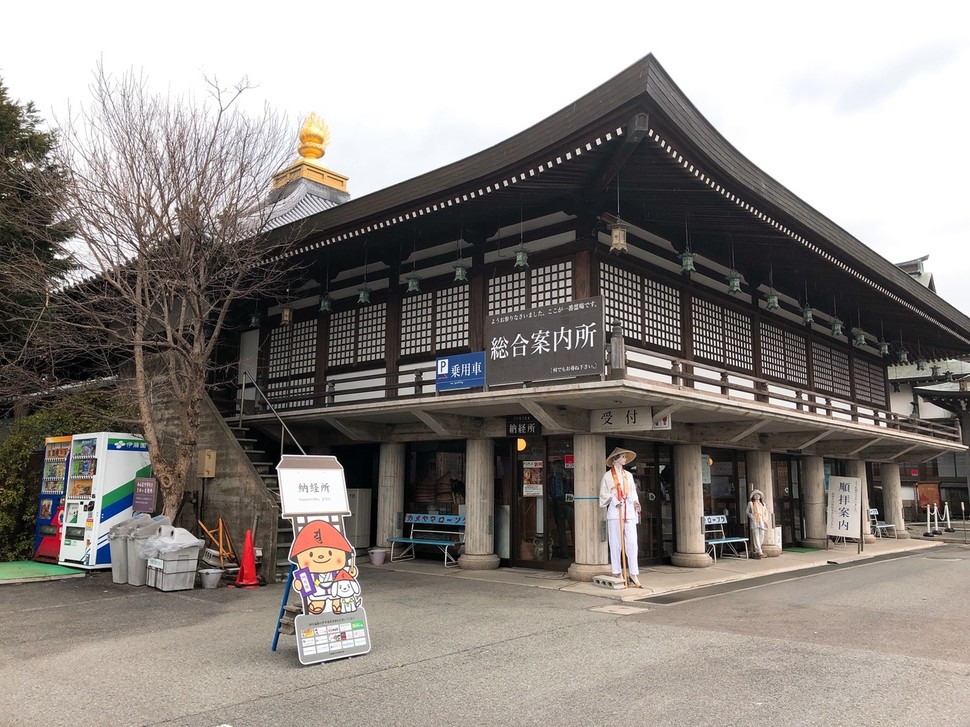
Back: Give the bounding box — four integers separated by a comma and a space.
437, 358, 449, 376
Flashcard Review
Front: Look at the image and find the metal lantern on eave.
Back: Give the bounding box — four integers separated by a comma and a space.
406, 274, 422, 294
726, 269, 742, 295
454, 263, 469, 284
609, 222, 628, 254
765, 289, 780, 310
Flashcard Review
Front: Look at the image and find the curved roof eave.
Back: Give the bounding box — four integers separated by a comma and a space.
274, 53, 970, 343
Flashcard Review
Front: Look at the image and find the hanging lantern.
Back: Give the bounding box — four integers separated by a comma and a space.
249, 312, 261, 329
609, 223, 628, 254
877, 339, 889, 357
357, 287, 371, 305
830, 317, 843, 337
514, 246, 529, 269
801, 305, 813, 326
453, 263, 469, 284
916, 357, 926, 371
319, 294, 332, 313
726, 270, 742, 294
852, 328, 866, 347
405, 274, 421, 294
679, 251, 695, 277
898, 348, 909, 365
280, 307, 293, 326
765, 289, 780, 310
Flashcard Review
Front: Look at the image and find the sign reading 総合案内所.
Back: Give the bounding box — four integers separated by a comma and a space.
485, 296, 604, 386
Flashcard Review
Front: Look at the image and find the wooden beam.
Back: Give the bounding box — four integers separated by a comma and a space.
321, 417, 386, 442
412, 410, 484, 438
520, 401, 588, 432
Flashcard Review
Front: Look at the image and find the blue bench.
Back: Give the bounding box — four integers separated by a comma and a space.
387, 514, 466, 568
703, 514, 749, 562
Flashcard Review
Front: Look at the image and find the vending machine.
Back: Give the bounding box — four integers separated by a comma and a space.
59, 432, 152, 569
32, 435, 72, 563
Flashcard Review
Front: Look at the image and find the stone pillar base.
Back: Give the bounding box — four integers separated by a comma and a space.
894, 530, 911, 540
800, 538, 828, 549
671, 552, 713, 568
568, 563, 612, 582
763, 544, 782, 558
458, 553, 500, 570
863, 534, 877, 544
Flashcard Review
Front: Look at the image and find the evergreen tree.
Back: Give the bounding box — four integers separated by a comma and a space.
0, 78, 73, 400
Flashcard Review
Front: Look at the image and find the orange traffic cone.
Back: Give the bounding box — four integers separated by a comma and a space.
231, 529, 259, 589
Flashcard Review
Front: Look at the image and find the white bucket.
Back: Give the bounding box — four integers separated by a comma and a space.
198, 568, 223, 589
368, 548, 389, 565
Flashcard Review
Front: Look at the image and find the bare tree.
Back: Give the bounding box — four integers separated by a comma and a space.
38, 65, 298, 516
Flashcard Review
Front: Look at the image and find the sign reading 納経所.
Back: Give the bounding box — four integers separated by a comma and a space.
485, 297, 604, 386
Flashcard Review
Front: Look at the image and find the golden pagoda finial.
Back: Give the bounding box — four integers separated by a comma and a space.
298, 113, 330, 160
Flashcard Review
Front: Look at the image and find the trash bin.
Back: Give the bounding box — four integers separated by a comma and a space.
108, 513, 151, 584
127, 515, 171, 586
145, 528, 205, 592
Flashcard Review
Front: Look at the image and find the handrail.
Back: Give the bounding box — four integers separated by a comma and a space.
238, 371, 306, 457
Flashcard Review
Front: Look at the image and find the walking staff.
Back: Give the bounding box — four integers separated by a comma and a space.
599, 447, 642, 588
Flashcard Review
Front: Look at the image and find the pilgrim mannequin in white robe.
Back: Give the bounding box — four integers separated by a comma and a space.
599, 447, 641, 587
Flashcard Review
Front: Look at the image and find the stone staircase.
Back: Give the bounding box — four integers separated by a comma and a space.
227, 425, 293, 581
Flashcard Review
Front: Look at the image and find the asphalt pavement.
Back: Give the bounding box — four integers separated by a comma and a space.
0, 528, 958, 727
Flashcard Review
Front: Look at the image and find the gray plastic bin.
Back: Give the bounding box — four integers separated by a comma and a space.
127, 515, 171, 586
108, 513, 151, 584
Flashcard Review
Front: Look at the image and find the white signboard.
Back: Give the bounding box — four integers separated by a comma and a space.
591, 406, 670, 432
277, 455, 350, 517
826, 476, 862, 539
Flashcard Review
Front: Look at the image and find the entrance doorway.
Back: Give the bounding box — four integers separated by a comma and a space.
508, 436, 575, 569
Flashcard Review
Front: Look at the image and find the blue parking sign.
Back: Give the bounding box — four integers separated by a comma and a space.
436, 352, 486, 391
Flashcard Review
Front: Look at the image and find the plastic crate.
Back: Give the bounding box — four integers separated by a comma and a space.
146, 545, 201, 592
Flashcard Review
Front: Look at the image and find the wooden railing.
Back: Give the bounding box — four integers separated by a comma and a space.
252, 343, 961, 444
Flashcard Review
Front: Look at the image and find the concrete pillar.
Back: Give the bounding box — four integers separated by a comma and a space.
846, 459, 876, 543
671, 443, 712, 568
881, 462, 910, 539
375, 443, 405, 549
459, 438, 499, 570
746, 450, 781, 557
801, 455, 827, 548
568, 433, 610, 581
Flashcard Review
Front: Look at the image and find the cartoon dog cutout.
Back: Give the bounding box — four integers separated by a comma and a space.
330, 570, 362, 615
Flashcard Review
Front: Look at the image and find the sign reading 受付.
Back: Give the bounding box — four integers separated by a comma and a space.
485, 296, 604, 386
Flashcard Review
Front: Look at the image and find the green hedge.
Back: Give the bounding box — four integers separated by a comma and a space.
0, 391, 133, 561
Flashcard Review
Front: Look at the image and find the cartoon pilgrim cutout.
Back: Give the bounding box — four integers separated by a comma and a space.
277, 455, 371, 665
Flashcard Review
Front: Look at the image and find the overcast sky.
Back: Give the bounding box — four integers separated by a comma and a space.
4, 2, 968, 312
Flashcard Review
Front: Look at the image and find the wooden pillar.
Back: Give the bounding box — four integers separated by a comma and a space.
567, 433, 610, 581
801, 455, 827, 548
671, 443, 712, 568
459, 438, 499, 570
881, 462, 910, 539
375, 443, 405, 548
746, 449, 781, 557
846, 459, 876, 543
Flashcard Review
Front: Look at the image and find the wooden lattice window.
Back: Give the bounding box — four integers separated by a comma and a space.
830, 348, 851, 397
326, 304, 386, 366
402, 293, 433, 356
601, 263, 642, 341
644, 277, 681, 351
268, 319, 317, 378
328, 310, 356, 367
853, 357, 886, 407
759, 321, 786, 380
691, 298, 722, 361
812, 344, 834, 393
358, 303, 387, 362
531, 261, 573, 308
488, 271, 527, 315
724, 308, 753, 371
435, 286, 469, 350
784, 330, 808, 386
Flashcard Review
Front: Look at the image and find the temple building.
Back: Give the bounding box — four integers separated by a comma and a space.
202, 54, 970, 582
